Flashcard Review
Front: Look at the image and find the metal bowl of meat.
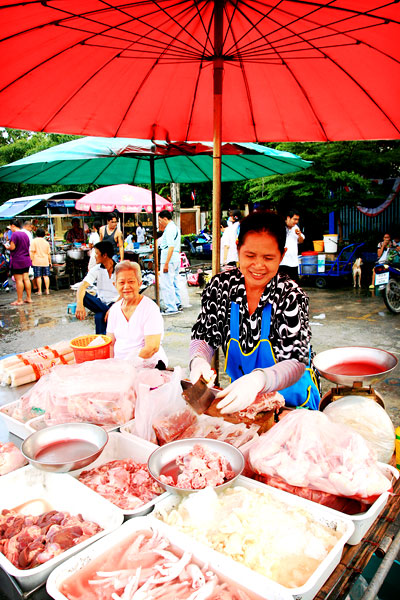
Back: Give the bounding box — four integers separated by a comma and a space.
313, 346, 398, 387
21, 423, 108, 473
147, 438, 245, 495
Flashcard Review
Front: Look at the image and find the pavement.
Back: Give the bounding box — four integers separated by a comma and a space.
0, 274, 399, 425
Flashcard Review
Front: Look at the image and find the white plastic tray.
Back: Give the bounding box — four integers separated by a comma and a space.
46, 516, 292, 600
0, 400, 38, 439
152, 475, 355, 600
345, 462, 399, 545
70, 431, 169, 518
0, 466, 123, 591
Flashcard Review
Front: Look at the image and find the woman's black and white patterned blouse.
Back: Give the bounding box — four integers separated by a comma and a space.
191, 268, 312, 365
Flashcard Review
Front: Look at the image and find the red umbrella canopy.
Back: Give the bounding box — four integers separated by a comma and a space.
75, 185, 173, 213
0, 0, 399, 142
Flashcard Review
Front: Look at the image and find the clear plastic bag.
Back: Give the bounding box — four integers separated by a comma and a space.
132, 366, 191, 443
249, 410, 392, 504
42, 359, 136, 426
323, 396, 395, 463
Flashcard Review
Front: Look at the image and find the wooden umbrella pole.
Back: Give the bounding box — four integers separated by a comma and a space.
211, 0, 224, 383
150, 156, 160, 305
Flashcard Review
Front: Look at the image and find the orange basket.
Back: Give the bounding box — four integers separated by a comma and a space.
70, 334, 112, 363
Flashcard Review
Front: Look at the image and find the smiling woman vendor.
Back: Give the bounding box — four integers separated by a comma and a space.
190, 211, 320, 413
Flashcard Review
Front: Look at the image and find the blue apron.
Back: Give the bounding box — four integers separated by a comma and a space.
225, 302, 320, 410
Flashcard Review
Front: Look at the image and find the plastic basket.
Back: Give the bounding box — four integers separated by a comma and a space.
69, 334, 112, 363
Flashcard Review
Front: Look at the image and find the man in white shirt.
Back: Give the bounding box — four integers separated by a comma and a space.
76, 241, 120, 334
22, 221, 34, 243
279, 209, 305, 282
158, 210, 181, 315
136, 224, 145, 244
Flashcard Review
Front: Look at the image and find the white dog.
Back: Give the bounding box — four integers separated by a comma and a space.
352, 257, 362, 288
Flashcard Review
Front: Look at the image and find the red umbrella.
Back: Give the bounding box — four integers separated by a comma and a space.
75, 184, 173, 213
0, 1, 399, 271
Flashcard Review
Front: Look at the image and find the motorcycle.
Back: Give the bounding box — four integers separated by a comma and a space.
375, 261, 400, 314
183, 230, 212, 258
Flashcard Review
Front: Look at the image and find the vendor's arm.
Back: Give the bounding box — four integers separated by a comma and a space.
116, 230, 124, 260
76, 280, 90, 320
108, 333, 116, 358
139, 334, 162, 359
163, 246, 174, 272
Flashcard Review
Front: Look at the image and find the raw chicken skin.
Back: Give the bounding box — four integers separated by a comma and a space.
0, 442, 28, 475
60, 529, 251, 600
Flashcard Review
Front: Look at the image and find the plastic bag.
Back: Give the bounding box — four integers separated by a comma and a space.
132, 366, 192, 443
249, 410, 392, 504
177, 274, 191, 307
323, 396, 395, 464
42, 358, 136, 426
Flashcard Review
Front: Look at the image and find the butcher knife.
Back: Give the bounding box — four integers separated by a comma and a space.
182, 376, 216, 414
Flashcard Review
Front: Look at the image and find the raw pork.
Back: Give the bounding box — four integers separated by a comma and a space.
206, 391, 284, 433
0, 509, 102, 569
79, 459, 164, 510
160, 444, 235, 489
60, 528, 251, 600
153, 409, 197, 445
0, 442, 27, 475
175, 415, 259, 448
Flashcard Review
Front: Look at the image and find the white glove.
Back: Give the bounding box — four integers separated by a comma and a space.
190, 357, 216, 386
215, 370, 266, 414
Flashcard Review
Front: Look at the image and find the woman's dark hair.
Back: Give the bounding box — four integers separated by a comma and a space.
36, 228, 46, 238
10, 219, 21, 228
221, 219, 228, 228
94, 240, 114, 258
237, 211, 286, 254
93, 220, 102, 232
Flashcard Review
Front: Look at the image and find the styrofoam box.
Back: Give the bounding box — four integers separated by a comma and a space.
152, 475, 355, 600
345, 462, 399, 545
46, 516, 293, 600
0, 400, 38, 439
119, 417, 158, 445
25, 414, 120, 434
69, 431, 169, 518
0, 466, 124, 591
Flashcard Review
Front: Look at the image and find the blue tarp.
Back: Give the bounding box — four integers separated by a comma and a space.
0, 191, 85, 219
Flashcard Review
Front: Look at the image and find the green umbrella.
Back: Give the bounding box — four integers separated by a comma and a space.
0, 137, 311, 185
0, 137, 311, 302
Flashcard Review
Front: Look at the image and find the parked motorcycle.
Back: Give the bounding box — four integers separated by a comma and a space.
183, 230, 212, 258
375, 262, 400, 314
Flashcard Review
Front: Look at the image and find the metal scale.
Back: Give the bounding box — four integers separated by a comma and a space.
312, 346, 398, 411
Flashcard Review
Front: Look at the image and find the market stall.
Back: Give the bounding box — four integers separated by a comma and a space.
0, 342, 399, 600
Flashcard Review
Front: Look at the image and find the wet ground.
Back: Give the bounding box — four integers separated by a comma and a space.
0, 275, 399, 424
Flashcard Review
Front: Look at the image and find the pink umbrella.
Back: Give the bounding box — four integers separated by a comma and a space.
75, 184, 173, 213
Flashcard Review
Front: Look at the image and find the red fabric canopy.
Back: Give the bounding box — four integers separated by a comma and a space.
0, 0, 399, 142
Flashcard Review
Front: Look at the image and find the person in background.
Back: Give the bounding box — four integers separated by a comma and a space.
76, 241, 120, 334
99, 212, 124, 262
22, 221, 34, 243
3, 227, 12, 244
6, 219, 32, 305
29, 228, 52, 295
0, 243, 10, 292
136, 223, 145, 245
158, 210, 181, 315
370, 232, 393, 288
87, 220, 101, 271
65, 217, 85, 244
220, 219, 230, 267
223, 209, 241, 266
278, 208, 304, 282
107, 261, 168, 367
190, 211, 320, 412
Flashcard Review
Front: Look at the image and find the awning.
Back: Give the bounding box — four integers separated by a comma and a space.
0, 191, 86, 219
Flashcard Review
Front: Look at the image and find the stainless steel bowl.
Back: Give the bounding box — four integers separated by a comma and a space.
313, 346, 398, 387
148, 438, 245, 496
51, 251, 66, 264
67, 248, 85, 260
22, 423, 108, 473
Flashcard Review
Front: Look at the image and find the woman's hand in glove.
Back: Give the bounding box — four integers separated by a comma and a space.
189, 357, 216, 386
215, 370, 266, 414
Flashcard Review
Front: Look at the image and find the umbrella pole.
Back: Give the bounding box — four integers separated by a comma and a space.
150, 157, 160, 305
211, 0, 224, 383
